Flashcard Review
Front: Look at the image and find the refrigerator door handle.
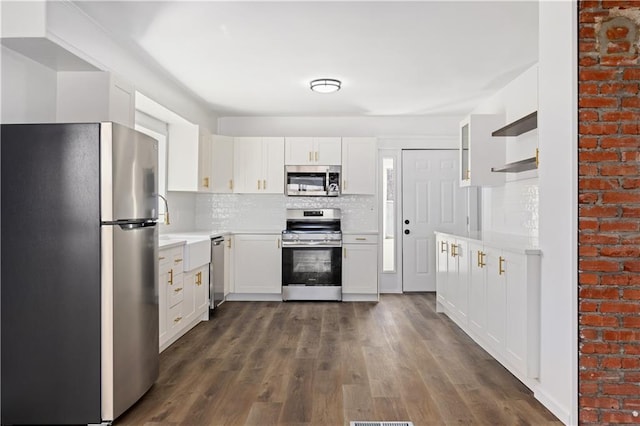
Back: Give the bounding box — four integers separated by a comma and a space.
118, 221, 158, 230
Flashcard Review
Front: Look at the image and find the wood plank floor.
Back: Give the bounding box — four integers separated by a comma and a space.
115, 294, 561, 426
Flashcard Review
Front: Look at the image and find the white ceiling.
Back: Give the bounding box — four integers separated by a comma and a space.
73, 1, 539, 118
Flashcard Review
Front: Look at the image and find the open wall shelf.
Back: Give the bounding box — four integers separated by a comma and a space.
491, 111, 537, 137
491, 156, 537, 173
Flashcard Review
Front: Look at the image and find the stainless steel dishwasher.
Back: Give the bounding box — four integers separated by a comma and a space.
210, 236, 225, 309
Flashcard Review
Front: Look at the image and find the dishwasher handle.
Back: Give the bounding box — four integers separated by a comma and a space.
211, 237, 224, 246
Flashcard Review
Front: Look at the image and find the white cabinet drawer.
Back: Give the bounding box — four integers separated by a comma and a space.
168, 278, 184, 307
167, 302, 184, 333
171, 250, 184, 269
343, 234, 378, 244
159, 246, 182, 266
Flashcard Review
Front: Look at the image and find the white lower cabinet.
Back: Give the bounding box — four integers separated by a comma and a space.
448, 238, 469, 325
342, 234, 379, 301
435, 234, 449, 310
183, 265, 209, 321
484, 245, 506, 354
224, 237, 232, 297
229, 234, 282, 298
159, 244, 210, 352
467, 240, 487, 338
435, 232, 540, 389
435, 235, 468, 325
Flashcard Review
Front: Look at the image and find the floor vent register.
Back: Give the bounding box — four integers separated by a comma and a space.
350, 422, 414, 426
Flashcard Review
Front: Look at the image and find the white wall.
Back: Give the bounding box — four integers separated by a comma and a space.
536, 1, 577, 424
218, 115, 461, 141
1, 46, 57, 123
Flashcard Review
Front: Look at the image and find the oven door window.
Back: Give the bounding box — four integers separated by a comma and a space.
282, 247, 341, 286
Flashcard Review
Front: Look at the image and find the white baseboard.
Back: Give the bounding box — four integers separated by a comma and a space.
225, 293, 283, 302
535, 388, 572, 425
342, 293, 379, 302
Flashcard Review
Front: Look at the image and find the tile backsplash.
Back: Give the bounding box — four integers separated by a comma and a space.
481, 177, 539, 237
195, 193, 378, 232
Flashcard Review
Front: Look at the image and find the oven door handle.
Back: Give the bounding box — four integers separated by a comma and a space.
281, 241, 342, 248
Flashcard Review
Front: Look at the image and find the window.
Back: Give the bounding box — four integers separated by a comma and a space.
382, 157, 396, 272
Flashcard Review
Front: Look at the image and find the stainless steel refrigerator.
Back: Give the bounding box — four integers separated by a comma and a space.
1, 122, 160, 424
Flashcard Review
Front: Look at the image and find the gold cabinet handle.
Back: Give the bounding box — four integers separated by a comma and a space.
226, 239, 231, 248
315, 151, 319, 162
168, 269, 173, 285
173, 316, 182, 323
440, 241, 447, 253
536, 148, 540, 168
450, 244, 457, 257
499, 256, 505, 275
159, 256, 166, 260
174, 287, 182, 293
229, 179, 233, 190
309, 151, 313, 162
355, 237, 366, 241
343, 180, 347, 191
343, 248, 347, 258
277, 238, 280, 249
263, 179, 266, 190
477, 251, 486, 268
196, 271, 202, 285
257, 180, 261, 190
466, 169, 471, 180
174, 258, 183, 263
203, 177, 209, 188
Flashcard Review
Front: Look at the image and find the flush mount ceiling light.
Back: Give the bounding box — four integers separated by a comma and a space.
310, 78, 341, 93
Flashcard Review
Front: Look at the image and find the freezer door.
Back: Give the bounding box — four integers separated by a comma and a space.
101, 122, 158, 222
101, 222, 159, 421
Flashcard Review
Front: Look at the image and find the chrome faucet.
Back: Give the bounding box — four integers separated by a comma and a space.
157, 194, 170, 225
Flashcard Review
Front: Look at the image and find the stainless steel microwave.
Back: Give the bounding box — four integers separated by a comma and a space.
285, 165, 341, 197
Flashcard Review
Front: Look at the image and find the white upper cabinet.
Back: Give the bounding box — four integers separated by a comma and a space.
167, 124, 213, 192
459, 114, 505, 187
197, 127, 213, 192
211, 134, 234, 193
233, 137, 285, 194
341, 137, 377, 195
56, 71, 135, 128
285, 137, 341, 165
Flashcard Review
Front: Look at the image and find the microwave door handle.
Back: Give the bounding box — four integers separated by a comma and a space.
326, 170, 331, 196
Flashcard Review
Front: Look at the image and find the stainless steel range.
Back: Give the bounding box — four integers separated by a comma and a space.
282, 208, 342, 301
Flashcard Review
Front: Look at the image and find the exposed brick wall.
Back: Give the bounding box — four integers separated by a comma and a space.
579, 1, 640, 424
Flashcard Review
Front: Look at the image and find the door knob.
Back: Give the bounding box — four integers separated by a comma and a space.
404, 229, 410, 235
404, 219, 410, 224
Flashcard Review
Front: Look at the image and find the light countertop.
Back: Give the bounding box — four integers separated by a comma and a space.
158, 238, 186, 249
160, 229, 381, 249
434, 230, 540, 254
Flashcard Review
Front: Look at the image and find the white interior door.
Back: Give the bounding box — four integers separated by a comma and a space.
402, 150, 467, 292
